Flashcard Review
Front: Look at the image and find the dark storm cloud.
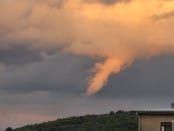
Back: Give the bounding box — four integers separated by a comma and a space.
0, 45, 42, 65
0, 52, 94, 94
97, 54, 174, 100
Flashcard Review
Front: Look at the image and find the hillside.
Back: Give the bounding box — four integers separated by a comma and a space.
13, 111, 138, 131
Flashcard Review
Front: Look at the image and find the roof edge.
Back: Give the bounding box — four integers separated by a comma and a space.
135, 110, 174, 115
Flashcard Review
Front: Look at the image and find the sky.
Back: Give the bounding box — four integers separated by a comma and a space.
1, 0, 174, 130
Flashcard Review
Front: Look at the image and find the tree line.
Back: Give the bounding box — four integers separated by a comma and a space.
6, 111, 138, 131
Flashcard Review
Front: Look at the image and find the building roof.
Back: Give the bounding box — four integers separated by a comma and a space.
136, 109, 174, 115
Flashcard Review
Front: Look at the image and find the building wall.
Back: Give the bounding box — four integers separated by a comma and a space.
140, 115, 174, 131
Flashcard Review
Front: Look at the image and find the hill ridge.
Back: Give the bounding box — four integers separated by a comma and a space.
12, 111, 138, 131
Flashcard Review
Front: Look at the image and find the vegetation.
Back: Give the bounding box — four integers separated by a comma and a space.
13, 111, 138, 131
5, 127, 13, 131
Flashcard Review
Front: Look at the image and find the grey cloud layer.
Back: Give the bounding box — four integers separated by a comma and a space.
0, 51, 174, 99
97, 54, 174, 99
0, 45, 42, 65
0, 52, 94, 94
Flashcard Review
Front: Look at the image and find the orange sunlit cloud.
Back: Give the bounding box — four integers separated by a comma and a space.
1, 0, 174, 95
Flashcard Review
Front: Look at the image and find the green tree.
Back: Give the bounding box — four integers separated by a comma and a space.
5, 127, 13, 131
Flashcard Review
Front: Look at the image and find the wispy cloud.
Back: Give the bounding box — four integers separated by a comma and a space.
152, 10, 174, 21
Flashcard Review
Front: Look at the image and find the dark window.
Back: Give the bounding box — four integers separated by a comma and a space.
161, 122, 172, 131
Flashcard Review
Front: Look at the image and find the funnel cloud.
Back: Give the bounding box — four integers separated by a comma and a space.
1, 0, 174, 95
1, 0, 174, 129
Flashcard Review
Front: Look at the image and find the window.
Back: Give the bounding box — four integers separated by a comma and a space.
161, 122, 172, 131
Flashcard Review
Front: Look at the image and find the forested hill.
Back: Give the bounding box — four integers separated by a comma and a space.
13, 111, 138, 131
